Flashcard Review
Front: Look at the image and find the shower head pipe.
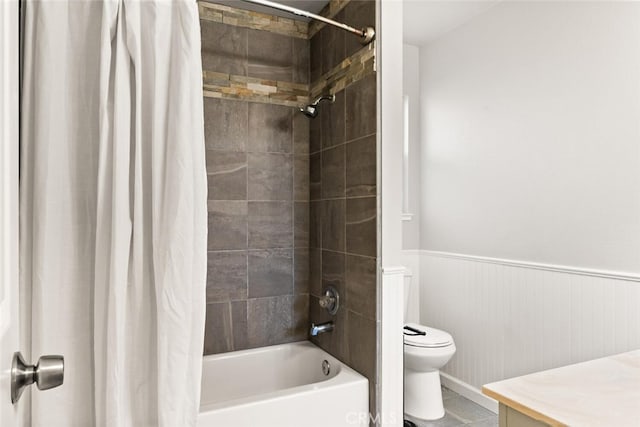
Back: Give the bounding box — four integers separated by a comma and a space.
310, 95, 335, 107
299, 94, 336, 118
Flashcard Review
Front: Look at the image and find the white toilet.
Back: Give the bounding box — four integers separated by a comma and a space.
403, 322, 456, 421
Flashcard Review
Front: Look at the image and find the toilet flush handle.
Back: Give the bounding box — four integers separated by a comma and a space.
403, 325, 426, 336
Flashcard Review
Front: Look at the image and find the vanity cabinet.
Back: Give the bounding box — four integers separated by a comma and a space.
483, 350, 640, 427
497, 403, 554, 427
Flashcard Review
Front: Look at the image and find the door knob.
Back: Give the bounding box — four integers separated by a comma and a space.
11, 352, 64, 404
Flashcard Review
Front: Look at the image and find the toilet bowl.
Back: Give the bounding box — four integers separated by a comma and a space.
403, 323, 456, 421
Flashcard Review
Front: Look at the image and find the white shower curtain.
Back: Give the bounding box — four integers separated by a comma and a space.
20, 1, 207, 426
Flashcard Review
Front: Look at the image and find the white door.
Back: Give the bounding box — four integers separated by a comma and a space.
1, 0, 22, 426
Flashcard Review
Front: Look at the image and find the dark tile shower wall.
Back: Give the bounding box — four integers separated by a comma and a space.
308, 0, 378, 419
200, 0, 378, 419
201, 17, 310, 354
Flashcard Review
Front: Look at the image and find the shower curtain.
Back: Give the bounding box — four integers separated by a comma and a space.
20, 1, 207, 426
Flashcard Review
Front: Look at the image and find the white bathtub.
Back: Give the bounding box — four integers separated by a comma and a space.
198, 341, 369, 427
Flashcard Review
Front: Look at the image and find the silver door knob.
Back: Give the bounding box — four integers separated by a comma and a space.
11, 352, 64, 404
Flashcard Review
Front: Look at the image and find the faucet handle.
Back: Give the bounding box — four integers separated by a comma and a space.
318, 286, 339, 315
318, 294, 335, 308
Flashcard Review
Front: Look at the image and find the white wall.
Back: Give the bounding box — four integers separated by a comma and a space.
411, 1, 640, 407
402, 44, 421, 249
420, 1, 640, 273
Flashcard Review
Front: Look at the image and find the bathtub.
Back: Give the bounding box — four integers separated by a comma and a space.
198, 341, 369, 427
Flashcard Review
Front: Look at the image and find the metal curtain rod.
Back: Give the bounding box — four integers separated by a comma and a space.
239, 0, 375, 44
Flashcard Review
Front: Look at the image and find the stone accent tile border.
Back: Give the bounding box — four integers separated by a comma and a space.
203, 70, 310, 107
202, 42, 375, 107
308, 0, 351, 38
310, 42, 375, 98
199, 1, 308, 39
202, 43, 375, 106
199, 0, 375, 107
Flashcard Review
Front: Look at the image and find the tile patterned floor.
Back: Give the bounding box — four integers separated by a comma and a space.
405, 387, 498, 427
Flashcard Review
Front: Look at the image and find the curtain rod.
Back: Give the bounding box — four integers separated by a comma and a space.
238, 0, 375, 44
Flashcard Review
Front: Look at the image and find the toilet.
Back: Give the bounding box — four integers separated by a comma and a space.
403, 323, 456, 421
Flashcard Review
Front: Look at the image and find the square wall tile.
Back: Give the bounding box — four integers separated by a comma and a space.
207, 251, 248, 303
310, 32, 322, 83
293, 113, 310, 154
310, 111, 322, 154
321, 145, 345, 199
231, 300, 249, 351
294, 248, 310, 295
294, 155, 310, 201
346, 135, 376, 197
320, 20, 345, 76
207, 201, 247, 251
321, 199, 345, 252
292, 294, 310, 340
309, 248, 322, 297
346, 74, 377, 141
346, 197, 376, 257
204, 302, 233, 355
204, 98, 248, 151
248, 249, 293, 298
248, 29, 293, 81
294, 202, 309, 248
310, 152, 322, 201
247, 295, 296, 347
248, 103, 293, 153
347, 310, 376, 382
321, 90, 346, 149
248, 201, 293, 248
206, 151, 247, 200
201, 21, 247, 76
248, 153, 293, 200
345, 254, 376, 319
292, 37, 310, 84
309, 200, 322, 249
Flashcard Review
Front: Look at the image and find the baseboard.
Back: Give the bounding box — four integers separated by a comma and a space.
440, 372, 498, 414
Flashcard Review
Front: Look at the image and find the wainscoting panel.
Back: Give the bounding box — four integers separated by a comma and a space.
419, 252, 640, 394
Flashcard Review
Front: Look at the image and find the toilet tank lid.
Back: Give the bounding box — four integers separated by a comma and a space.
403, 323, 453, 348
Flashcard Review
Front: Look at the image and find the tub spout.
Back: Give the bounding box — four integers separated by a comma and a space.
310, 321, 334, 337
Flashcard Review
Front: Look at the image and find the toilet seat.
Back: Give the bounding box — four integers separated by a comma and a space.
403, 324, 456, 421
403, 323, 453, 348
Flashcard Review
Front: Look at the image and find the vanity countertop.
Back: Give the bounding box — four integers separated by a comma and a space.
482, 350, 640, 427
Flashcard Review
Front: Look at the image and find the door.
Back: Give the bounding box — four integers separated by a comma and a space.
1, 0, 22, 426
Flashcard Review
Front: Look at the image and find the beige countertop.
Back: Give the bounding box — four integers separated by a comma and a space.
482, 350, 640, 427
